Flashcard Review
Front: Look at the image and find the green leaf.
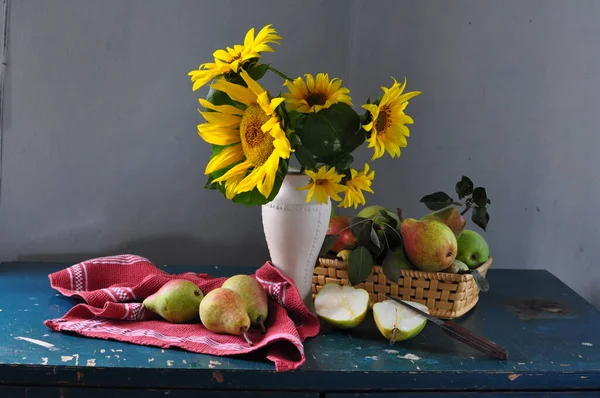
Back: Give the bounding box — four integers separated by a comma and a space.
351, 217, 373, 247
382, 251, 401, 283
348, 246, 374, 285
455, 176, 474, 199
370, 226, 381, 249
291, 134, 317, 170
320, 152, 354, 171
296, 103, 361, 158
342, 128, 368, 154
247, 63, 269, 81
420, 192, 455, 211
379, 209, 398, 230
471, 270, 490, 292
319, 235, 338, 256
471, 206, 490, 231
472, 187, 488, 208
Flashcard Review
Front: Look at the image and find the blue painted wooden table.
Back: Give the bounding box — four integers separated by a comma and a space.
0, 261, 599, 397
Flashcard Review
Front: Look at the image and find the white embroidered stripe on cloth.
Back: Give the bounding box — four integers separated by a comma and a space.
54, 318, 304, 354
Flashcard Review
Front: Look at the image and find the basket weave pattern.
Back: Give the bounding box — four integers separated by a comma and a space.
312, 257, 492, 319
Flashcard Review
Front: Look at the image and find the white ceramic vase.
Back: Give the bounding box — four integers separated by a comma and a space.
262, 172, 331, 310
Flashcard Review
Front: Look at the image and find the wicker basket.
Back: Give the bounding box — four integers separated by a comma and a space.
312, 256, 493, 319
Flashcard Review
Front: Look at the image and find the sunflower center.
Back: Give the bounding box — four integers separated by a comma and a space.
240, 105, 274, 166
306, 92, 328, 107
375, 106, 393, 134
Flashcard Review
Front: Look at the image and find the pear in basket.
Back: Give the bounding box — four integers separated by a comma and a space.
400, 218, 457, 272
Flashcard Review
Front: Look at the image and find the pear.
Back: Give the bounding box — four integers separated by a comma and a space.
199, 288, 253, 345
421, 207, 466, 238
400, 218, 458, 272
314, 283, 370, 329
373, 300, 429, 344
383, 247, 415, 271
143, 279, 204, 324
456, 230, 490, 269
222, 275, 269, 333
442, 259, 470, 274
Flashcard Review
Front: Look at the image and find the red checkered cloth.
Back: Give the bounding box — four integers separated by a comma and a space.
44, 255, 320, 372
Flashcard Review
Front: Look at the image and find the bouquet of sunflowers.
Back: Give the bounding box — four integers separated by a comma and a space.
188, 25, 420, 207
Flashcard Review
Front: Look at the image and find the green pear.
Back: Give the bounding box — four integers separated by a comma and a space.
373, 300, 429, 344
383, 247, 415, 270
456, 230, 490, 269
143, 279, 204, 323
421, 207, 466, 238
400, 218, 457, 272
199, 288, 253, 345
222, 275, 269, 333
442, 259, 470, 274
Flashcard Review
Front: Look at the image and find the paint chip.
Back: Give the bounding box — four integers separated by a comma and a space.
365, 356, 378, 360
148, 358, 154, 363
166, 360, 174, 366
115, 349, 122, 352
33, 303, 39, 306
105, 356, 111, 359
355, 346, 361, 350
114, 354, 120, 359
110, 349, 115, 352
508, 374, 522, 381
161, 349, 165, 353
518, 362, 526, 365
213, 371, 224, 383
100, 349, 106, 353
582, 342, 593, 346
182, 359, 187, 364
398, 353, 421, 361
61, 356, 74, 362
41, 357, 48, 365
22, 357, 27, 360
384, 349, 399, 354
86, 359, 96, 367
15, 336, 57, 350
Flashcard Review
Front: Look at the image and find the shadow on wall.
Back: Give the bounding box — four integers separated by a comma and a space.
16, 235, 271, 268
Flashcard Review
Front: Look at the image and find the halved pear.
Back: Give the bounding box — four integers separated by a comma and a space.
373, 300, 429, 343
314, 283, 370, 329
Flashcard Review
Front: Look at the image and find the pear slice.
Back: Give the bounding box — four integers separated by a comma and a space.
373, 300, 429, 344
314, 283, 370, 329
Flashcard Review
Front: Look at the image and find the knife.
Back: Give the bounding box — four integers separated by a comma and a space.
382, 294, 508, 360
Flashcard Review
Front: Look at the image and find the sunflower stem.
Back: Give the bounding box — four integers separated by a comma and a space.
268, 66, 294, 81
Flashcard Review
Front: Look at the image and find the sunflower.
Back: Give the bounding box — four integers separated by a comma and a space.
362, 78, 421, 160
198, 70, 291, 199
299, 166, 347, 204
188, 25, 281, 91
283, 73, 352, 113
339, 164, 375, 209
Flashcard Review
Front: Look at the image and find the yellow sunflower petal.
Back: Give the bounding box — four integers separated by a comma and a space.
198, 124, 241, 146
199, 99, 245, 116
210, 79, 255, 105
257, 153, 280, 197
212, 160, 253, 184
239, 70, 266, 97
204, 144, 244, 175
200, 111, 241, 127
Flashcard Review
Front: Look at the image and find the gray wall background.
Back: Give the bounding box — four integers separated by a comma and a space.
2, 0, 599, 306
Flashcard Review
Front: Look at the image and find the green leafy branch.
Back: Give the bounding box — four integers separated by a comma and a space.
319, 210, 403, 285
419, 175, 491, 231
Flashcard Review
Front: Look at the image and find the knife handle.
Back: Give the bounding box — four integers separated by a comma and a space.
442, 321, 508, 360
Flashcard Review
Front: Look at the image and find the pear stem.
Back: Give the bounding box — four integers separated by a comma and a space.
242, 331, 254, 346
390, 328, 398, 345
257, 316, 266, 334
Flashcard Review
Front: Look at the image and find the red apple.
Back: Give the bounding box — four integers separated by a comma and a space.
327, 216, 358, 253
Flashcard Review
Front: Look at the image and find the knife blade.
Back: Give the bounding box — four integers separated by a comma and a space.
382, 294, 508, 360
